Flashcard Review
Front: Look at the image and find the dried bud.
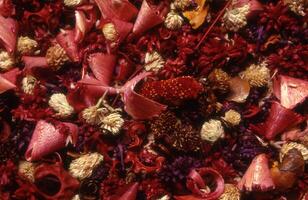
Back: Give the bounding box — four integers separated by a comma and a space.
18, 161, 36, 182
208, 68, 231, 94
174, 0, 195, 11
69, 153, 104, 180
48, 93, 74, 118
283, 0, 306, 16
82, 106, 107, 125
280, 142, 308, 162
200, 119, 224, 143
144, 51, 165, 72
64, 0, 84, 7
0, 51, 14, 71
164, 11, 184, 30
219, 184, 241, 200
222, 109, 241, 126
21, 75, 37, 95
100, 112, 124, 135
240, 62, 270, 87
223, 4, 250, 32
17, 36, 38, 55
102, 23, 118, 42
46, 44, 69, 71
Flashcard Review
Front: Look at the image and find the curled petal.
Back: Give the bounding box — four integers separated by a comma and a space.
238, 154, 275, 192
125, 151, 164, 173
0, 15, 18, 53
74, 5, 97, 43
109, 182, 139, 200
56, 29, 80, 62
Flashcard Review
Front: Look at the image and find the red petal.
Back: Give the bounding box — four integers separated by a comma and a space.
1, 68, 20, 85
22, 56, 48, 71
74, 5, 97, 43
109, 182, 139, 200
238, 154, 275, 192
25, 120, 78, 161
0, 74, 15, 94
273, 75, 308, 109
56, 29, 80, 62
0, 15, 18, 53
0, 0, 15, 17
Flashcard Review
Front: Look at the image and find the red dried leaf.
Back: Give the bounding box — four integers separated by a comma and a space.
56, 29, 80, 62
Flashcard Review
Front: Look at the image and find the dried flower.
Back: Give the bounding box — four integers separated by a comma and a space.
100, 112, 124, 135
219, 184, 240, 200
208, 68, 231, 94
283, 0, 306, 16
164, 11, 184, 30
18, 161, 36, 182
240, 62, 270, 87
21, 75, 37, 95
17, 36, 38, 55
64, 0, 84, 7
280, 142, 308, 162
223, 4, 250, 32
49, 93, 74, 118
174, 0, 195, 11
71, 194, 81, 200
200, 119, 224, 143
69, 153, 104, 180
102, 23, 118, 42
46, 44, 69, 71
0, 51, 14, 71
222, 109, 241, 126
144, 51, 165, 72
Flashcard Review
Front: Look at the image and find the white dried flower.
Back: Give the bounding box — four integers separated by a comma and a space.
21, 75, 37, 95
18, 161, 36, 182
17, 36, 38, 55
280, 142, 308, 162
101, 112, 124, 135
48, 93, 74, 118
200, 119, 224, 143
71, 195, 81, 200
102, 23, 118, 42
174, 0, 194, 11
165, 11, 184, 30
69, 153, 104, 180
223, 4, 250, 32
222, 109, 241, 126
64, 0, 84, 7
46, 44, 69, 71
144, 51, 165, 72
284, 0, 306, 16
240, 61, 270, 87
0, 51, 14, 71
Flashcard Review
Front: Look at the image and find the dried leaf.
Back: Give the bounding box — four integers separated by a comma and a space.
183, 0, 209, 29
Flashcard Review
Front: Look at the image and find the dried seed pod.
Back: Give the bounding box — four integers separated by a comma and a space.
280, 148, 305, 176
280, 142, 308, 162
46, 44, 69, 71
18, 161, 36, 182
227, 77, 250, 103
208, 68, 231, 94
102, 23, 118, 42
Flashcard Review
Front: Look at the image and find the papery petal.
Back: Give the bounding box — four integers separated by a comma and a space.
0, 15, 18, 53
273, 75, 308, 109
238, 154, 275, 192
0, 74, 15, 94
0, 0, 15, 17
56, 29, 80, 62
1, 68, 20, 85
25, 120, 78, 161
109, 182, 139, 200
74, 5, 97, 43
22, 56, 48, 71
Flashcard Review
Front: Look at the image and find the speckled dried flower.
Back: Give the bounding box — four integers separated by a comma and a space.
0, 51, 14, 71
64, 0, 84, 7
280, 142, 308, 162
18, 161, 36, 182
240, 61, 270, 87
223, 4, 250, 32
284, 0, 306, 16
49, 93, 74, 118
208, 68, 231, 94
21, 75, 37, 95
69, 153, 104, 180
222, 109, 241, 126
102, 23, 118, 42
144, 51, 165, 72
219, 184, 241, 200
200, 119, 224, 143
164, 11, 184, 30
46, 44, 69, 71
100, 112, 124, 135
17, 36, 38, 55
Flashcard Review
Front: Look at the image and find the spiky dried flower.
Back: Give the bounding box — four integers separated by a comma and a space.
200, 119, 224, 143
164, 11, 184, 30
64, 0, 84, 7
240, 61, 270, 87
284, 0, 306, 16
219, 184, 241, 200
102, 23, 118, 42
100, 112, 124, 135
17, 36, 38, 55
208, 68, 231, 94
21, 75, 37, 95
18, 161, 36, 182
0, 51, 14, 71
223, 4, 250, 32
280, 142, 308, 162
69, 153, 104, 180
46, 44, 69, 71
222, 109, 241, 126
48, 93, 74, 118
144, 51, 165, 72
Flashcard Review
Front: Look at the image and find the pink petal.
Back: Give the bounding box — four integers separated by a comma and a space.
0, 15, 18, 53
1, 68, 21, 85
0, 74, 15, 94
238, 154, 275, 192
273, 75, 308, 109
22, 56, 48, 71
74, 5, 97, 43
56, 29, 80, 62
109, 182, 139, 200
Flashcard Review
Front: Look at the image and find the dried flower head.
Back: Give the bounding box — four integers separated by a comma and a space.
219, 184, 241, 200
46, 44, 69, 71
64, 0, 84, 7
18, 161, 36, 182
48, 93, 74, 118
284, 0, 306, 16
174, 0, 195, 11
280, 142, 308, 162
71, 195, 81, 200
164, 11, 184, 30
82, 105, 107, 125
69, 152, 104, 180
222, 109, 241, 126
21, 75, 37, 95
102, 23, 118, 42
100, 112, 124, 135
144, 51, 165, 72
208, 68, 231, 94
240, 62, 270, 87
0, 51, 14, 71
223, 4, 250, 32
17, 36, 38, 55
200, 119, 224, 143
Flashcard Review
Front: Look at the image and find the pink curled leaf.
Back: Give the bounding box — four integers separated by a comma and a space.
56, 29, 80, 62
0, 15, 18, 53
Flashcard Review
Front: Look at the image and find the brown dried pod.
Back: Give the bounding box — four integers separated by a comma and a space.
280, 148, 305, 176
227, 77, 250, 103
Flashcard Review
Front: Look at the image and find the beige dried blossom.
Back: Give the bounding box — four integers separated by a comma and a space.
71, 195, 81, 200
21, 75, 37, 95
284, 0, 306, 16
174, 0, 194, 11
165, 11, 184, 30
102, 23, 118, 42
280, 142, 308, 162
17, 36, 38, 55
48, 93, 74, 118
46, 44, 69, 71
64, 0, 84, 7
240, 61, 270, 87
18, 161, 36, 182
200, 119, 224, 143
219, 184, 241, 200
223, 4, 250, 32
222, 109, 241, 126
0, 51, 14, 71
69, 153, 104, 180
100, 112, 124, 135
144, 51, 165, 72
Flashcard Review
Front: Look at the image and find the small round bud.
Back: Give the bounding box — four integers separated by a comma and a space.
48, 93, 74, 118
200, 119, 224, 143
240, 61, 270, 87
102, 23, 118, 42
164, 11, 184, 30
17, 36, 38, 55
18, 161, 36, 182
222, 109, 241, 126
222, 5, 250, 32
144, 51, 165, 72
0, 51, 14, 71
21, 75, 37, 95
46, 44, 69, 71
100, 112, 124, 135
